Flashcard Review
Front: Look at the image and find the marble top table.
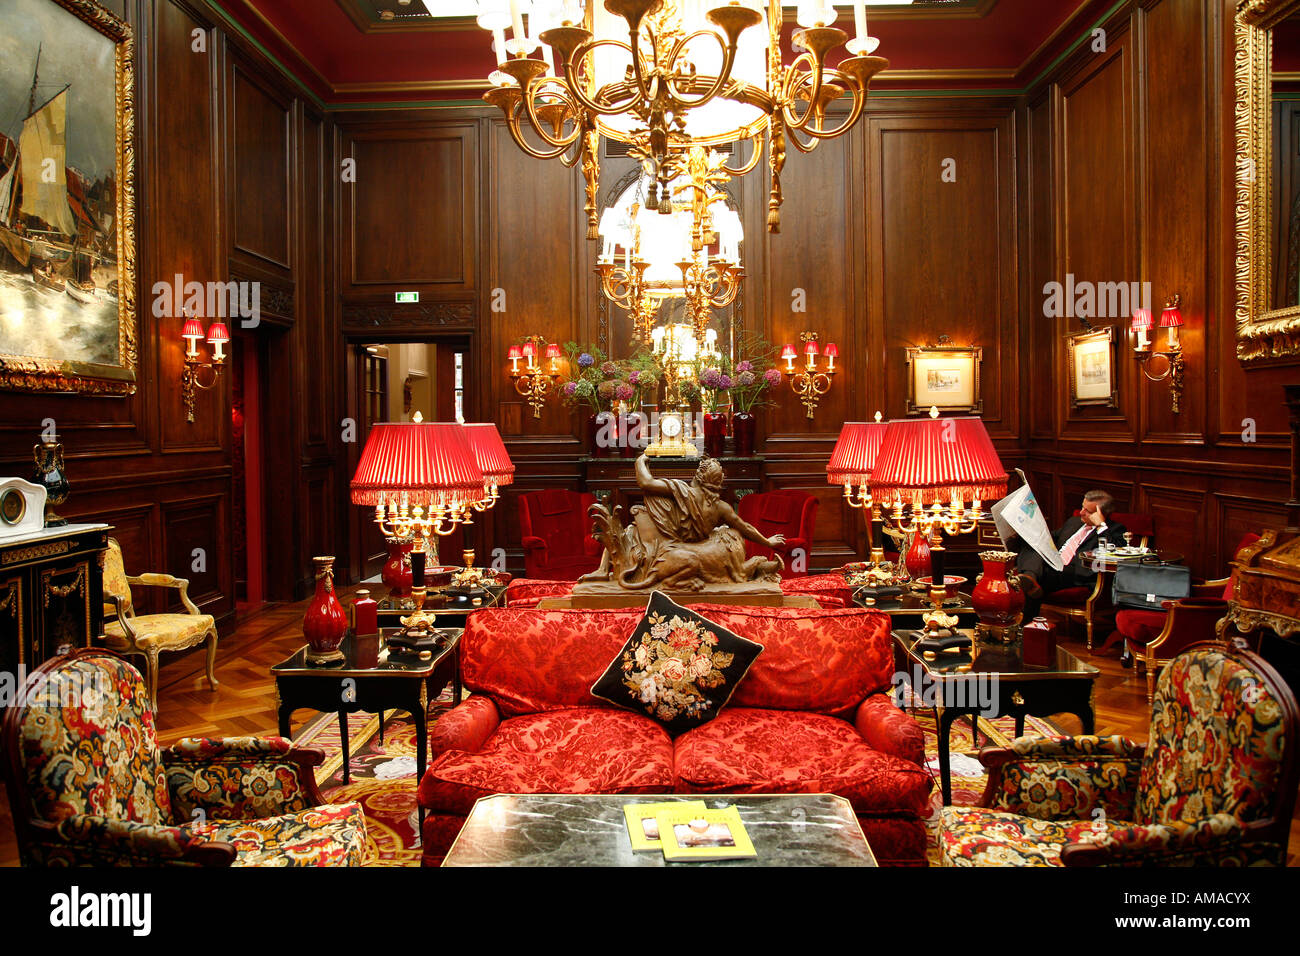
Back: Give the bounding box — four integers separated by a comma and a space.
442, 793, 877, 867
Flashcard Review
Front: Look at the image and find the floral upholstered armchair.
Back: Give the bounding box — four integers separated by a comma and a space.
939, 643, 1298, 866
2, 650, 370, 866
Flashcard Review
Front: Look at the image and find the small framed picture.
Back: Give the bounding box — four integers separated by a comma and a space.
1066, 327, 1118, 409
905, 345, 982, 414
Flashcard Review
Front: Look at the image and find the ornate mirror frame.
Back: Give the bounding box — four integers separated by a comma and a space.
1235, 0, 1300, 363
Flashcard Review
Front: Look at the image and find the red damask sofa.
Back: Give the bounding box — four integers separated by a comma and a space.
418, 604, 932, 866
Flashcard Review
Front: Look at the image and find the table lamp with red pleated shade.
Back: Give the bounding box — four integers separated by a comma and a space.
868, 414, 1007, 616
828, 414, 892, 563
462, 422, 515, 507
350, 414, 484, 570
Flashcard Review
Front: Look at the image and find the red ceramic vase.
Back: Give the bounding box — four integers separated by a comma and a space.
971, 550, 1025, 627
904, 532, 932, 581
731, 411, 756, 457
623, 411, 648, 456
703, 412, 728, 458
381, 538, 413, 596
589, 411, 617, 458
303, 555, 348, 664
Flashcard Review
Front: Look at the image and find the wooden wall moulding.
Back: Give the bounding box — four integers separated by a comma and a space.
227, 263, 295, 328
1234, 0, 1300, 363
341, 298, 476, 334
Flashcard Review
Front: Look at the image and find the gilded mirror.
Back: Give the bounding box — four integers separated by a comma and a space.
1236, 0, 1300, 363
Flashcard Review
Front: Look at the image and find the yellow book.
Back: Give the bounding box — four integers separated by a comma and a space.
655, 805, 757, 862
623, 800, 708, 852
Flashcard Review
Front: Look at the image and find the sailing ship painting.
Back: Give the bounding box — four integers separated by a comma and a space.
0, 0, 136, 394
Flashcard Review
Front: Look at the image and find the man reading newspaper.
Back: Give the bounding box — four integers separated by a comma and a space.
994, 480, 1127, 625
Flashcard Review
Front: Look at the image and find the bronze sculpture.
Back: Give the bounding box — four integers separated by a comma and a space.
573, 455, 786, 599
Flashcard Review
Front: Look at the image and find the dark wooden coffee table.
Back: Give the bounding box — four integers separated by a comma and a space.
442, 793, 877, 867
271, 628, 461, 791
894, 629, 1100, 805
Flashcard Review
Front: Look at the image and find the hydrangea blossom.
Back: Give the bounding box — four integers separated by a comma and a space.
615, 383, 635, 401
763, 368, 783, 387
562, 381, 578, 397
736, 370, 755, 387
600, 361, 618, 377
735, 360, 754, 374
577, 353, 595, 368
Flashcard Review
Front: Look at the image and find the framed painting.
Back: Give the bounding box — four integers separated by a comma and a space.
0, 0, 136, 395
905, 343, 982, 414
1066, 326, 1118, 409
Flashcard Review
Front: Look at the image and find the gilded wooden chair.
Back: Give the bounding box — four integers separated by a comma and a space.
2, 650, 369, 866
100, 537, 218, 712
938, 642, 1298, 866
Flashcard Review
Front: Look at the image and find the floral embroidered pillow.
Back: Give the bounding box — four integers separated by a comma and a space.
590, 591, 763, 736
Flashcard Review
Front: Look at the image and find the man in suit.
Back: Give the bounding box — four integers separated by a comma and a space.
1015, 490, 1128, 621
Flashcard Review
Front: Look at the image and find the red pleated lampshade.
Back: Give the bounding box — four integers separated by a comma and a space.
868, 416, 1008, 505
462, 422, 515, 488
826, 421, 889, 487
350, 420, 485, 511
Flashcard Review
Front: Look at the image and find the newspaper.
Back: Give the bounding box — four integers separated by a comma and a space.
992, 474, 1063, 572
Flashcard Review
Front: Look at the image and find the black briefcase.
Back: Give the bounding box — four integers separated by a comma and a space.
1111, 562, 1191, 611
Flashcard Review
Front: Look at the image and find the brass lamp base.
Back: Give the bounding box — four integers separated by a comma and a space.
304, 646, 345, 665
645, 437, 698, 457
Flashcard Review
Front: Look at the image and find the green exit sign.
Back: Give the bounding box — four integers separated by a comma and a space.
394, 291, 419, 303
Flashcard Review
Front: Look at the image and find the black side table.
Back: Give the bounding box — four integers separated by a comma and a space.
376, 583, 506, 630
271, 629, 461, 794
893, 629, 1099, 805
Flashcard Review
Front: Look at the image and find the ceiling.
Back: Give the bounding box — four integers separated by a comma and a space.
218, 0, 1107, 106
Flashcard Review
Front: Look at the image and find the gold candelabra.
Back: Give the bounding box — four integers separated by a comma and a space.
507, 335, 561, 418
180, 307, 229, 424
782, 331, 837, 419
1132, 293, 1186, 414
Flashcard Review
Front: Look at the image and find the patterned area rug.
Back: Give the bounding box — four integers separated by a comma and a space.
293, 692, 1058, 868
294, 691, 456, 867
899, 690, 1060, 866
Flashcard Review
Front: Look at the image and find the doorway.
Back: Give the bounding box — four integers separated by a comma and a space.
347, 337, 474, 583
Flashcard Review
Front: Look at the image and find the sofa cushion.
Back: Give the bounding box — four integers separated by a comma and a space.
418, 707, 674, 815
690, 604, 894, 713
674, 707, 933, 815
590, 592, 764, 736
460, 607, 642, 715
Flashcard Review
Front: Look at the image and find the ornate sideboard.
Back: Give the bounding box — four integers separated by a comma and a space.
0, 523, 111, 679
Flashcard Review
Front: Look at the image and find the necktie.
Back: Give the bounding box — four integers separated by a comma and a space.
1059, 524, 1093, 565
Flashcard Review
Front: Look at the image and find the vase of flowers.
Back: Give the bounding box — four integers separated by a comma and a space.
559, 344, 616, 456
728, 354, 783, 458
698, 366, 733, 458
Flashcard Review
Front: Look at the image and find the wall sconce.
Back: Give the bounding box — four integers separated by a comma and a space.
180, 309, 228, 424
507, 335, 560, 419
781, 331, 838, 419
1130, 294, 1185, 414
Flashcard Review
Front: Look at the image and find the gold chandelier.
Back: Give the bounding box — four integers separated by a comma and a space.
476, 1, 888, 238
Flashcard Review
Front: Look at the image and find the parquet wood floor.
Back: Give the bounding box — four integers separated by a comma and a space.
1, 590, 1296, 866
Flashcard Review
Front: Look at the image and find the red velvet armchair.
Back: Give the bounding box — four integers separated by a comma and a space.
737, 489, 819, 578
1113, 533, 1260, 701
518, 489, 603, 580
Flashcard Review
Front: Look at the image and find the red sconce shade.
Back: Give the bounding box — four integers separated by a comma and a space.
507, 344, 522, 360
868, 416, 1008, 505
826, 420, 889, 488
521, 341, 536, 359
804, 339, 819, 356
781, 344, 797, 361
181, 318, 205, 341
1130, 308, 1153, 331
206, 321, 230, 345
462, 422, 515, 488
1159, 305, 1184, 328
545, 342, 561, 359
350, 421, 485, 511
824, 343, 839, 359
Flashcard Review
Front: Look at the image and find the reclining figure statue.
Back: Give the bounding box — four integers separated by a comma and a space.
576, 454, 785, 593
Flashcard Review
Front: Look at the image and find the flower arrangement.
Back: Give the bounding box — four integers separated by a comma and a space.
726, 338, 783, 413
696, 365, 733, 413
559, 342, 613, 412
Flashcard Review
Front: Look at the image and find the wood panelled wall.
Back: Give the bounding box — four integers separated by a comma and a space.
0, 0, 345, 623
3, 0, 1290, 615
1023, 0, 1294, 580
327, 94, 1026, 575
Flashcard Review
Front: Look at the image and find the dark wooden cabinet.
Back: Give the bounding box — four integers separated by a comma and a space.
580, 456, 765, 517
0, 524, 109, 677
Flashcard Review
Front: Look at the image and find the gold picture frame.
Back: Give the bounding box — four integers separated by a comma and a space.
0, 0, 137, 395
905, 343, 982, 415
1065, 326, 1118, 409
1234, 0, 1300, 364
